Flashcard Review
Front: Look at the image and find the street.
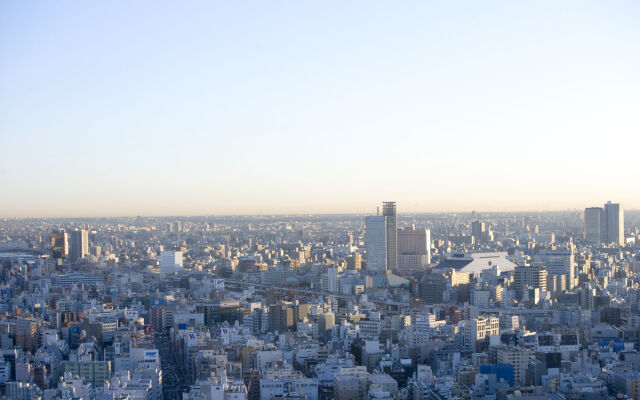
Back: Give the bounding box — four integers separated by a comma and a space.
157, 333, 189, 400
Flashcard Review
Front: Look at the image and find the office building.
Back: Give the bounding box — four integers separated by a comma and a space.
321, 267, 338, 292
419, 273, 447, 304
397, 227, 431, 271
334, 368, 369, 400
70, 229, 89, 260
496, 347, 534, 386
63, 360, 111, 387
346, 254, 362, 270
532, 250, 574, 289
5, 382, 42, 400
584, 207, 604, 244
160, 251, 183, 274
383, 202, 397, 270
585, 202, 625, 246
51, 229, 68, 260
196, 300, 241, 326
318, 312, 335, 335
327, 267, 338, 293
463, 316, 499, 352
15, 319, 38, 353
270, 304, 294, 333
546, 274, 566, 297
365, 215, 387, 271
260, 369, 318, 400
514, 265, 547, 300
470, 288, 490, 307
471, 221, 485, 244
604, 201, 624, 245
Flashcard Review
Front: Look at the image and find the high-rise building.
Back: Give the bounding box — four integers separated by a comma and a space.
397, 227, 431, 271
470, 289, 490, 307
546, 274, 566, 297
346, 253, 362, 270
383, 202, 397, 270
70, 229, 89, 260
419, 273, 447, 304
269, 304, 294, 333
471, 221, 485, 244
266, 289, 283, 306
462, 315, 499, 352
321, 267, 338, 292
584, 202, 625, 246
604, 201, 624, 245
160, 251, 183, 274
33, 365, 47, 390
514, 265, 547, 300
532, 250, 574, 289
584, 207, 604, 244
318, 312, 335, 335
15, 319, 37, 353
496, 346, 534, 386
51, 229, 68, 260
365, 215, 387, 271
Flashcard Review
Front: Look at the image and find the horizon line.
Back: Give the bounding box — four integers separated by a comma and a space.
2, 208, 638, 221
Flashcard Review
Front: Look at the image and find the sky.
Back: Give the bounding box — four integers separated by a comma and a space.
1, 1, 639, 217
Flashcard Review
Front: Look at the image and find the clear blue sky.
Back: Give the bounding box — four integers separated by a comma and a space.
1, 1, 639, 217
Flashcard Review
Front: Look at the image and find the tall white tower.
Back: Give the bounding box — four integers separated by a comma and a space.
365, 215, 387, 271
70, 229, 89, 259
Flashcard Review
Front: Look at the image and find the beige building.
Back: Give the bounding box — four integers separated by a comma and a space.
397, 227, 431, 271
463, 315, 499, 352
496, 346, 534, 386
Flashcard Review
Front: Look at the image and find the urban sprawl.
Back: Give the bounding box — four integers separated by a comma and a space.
1, 201, 640, 400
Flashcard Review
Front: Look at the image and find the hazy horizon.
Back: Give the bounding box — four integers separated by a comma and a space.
2, 203, 638, 220
2, 1, 639, 218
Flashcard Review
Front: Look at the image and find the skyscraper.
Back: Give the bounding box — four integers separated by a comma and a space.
365, 215, 387, 271
50, 229, 68, 261
604, 201, 624, 246
397, 227, 431, 271
383, 202, 397, 270
584, 207, 604, 244
70, 229, 89, 260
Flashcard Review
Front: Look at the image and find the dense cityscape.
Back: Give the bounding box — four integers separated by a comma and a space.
2, 2, 639, 399
1, 201, 640, 400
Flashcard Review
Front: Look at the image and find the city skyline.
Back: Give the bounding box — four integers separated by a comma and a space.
2, 2, 640, 398
1, 201, 639, 219
2, 1, 640, 217
1, 201, 639, 400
